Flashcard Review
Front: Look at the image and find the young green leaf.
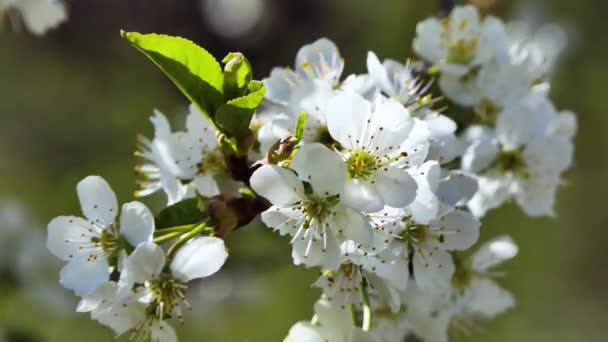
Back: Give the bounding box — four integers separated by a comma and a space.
155, 198, 207, 229
121, 31, 224, 121
214, 80, 265, 138
294, 112, 308, 142
222, 52, 253, 100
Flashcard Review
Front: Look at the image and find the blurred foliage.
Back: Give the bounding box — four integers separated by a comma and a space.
0, 0, 607, 341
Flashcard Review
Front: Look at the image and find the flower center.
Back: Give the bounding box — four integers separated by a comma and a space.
346, 149, 378, 180
301, 195, 339, 225
495, 149, 527, 175
90, 225, 123, 260
146, 274, 188, 320
447, 38, 478, 65
197, 149, 226, 175
474, 97, 502, 123
399, 223, 430, 245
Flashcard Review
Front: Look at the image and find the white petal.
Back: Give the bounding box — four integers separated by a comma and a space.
250, 165, 303, 205
119, 202, 154, 247
261, 205, 303, 236
76, 281, 117, 312
433, 210, 480, 251
151, 110, 173, 140
47, 216, 100, 261
472, 236, 518, 272
295, 38, 344, 85
263, 67, 299, 105
77, 176, 118, 226
375, 166, 417, 208
161, 171, 188, 205
412, 247, 454, 291
461, 136, 499, 173
313, 298, 353, 334
193, 174, 221, 197
341, 178, 383, 213
186, 105, 217, 151
367, 51, 394, 96
60, 258, 109, 296
465, 278, 515, 318
436, 171, 478, 208
291, 143, 346, 196
467, 175, 512, 217
292, 230, 341, 271
120, 242, 165, 286
150, 320, 177, 342
368, 100, 415, 152
288, 322, 324, 342
513, 174, 560, 217
170, 237, 228, 282
332, 206, 373, 247
14, 0, 67, 35
326, 92, 372, 149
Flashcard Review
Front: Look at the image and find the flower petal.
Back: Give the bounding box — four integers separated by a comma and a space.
332, 206, 373, 247
60, 258, 109, 296
291, 143, 346, 196
341, 178, 383, 213
120, 242, 165, 287
170, 237, 228, 282
47, 216, 100, 261
251, 165, 303, 205
471, 235, 518, 272
375, 166, 417, 208
119, 201, 154, 247
326, 92, 372, 149
288, 322, 324, 342
193, 174, 221, 197
433, 210, 480, 251
77, 176, 118, 226
412, 246, 454, 292
261, 205, 303, 236
186, 105, 217, 151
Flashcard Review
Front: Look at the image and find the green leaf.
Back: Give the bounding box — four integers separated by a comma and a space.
294, 112, 307, 142
121, 31, 224, 121
222, 52, 253, 100
155, 198, 207, 229
214, 80, 265, 138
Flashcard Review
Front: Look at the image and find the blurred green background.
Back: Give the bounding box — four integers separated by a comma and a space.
0, 0, 606, 341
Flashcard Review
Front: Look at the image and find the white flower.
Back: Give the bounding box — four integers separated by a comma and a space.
447, 236, 518, 321
47, 176, 154, 295
507, 21, 567, 81
264, 38, 344, 106
314, 242, 407, 311
101, 239, 228, 340
287, 298, 378, 342
1, 0, 67, 35
462, 92, 575, 217
136, 107, 231, 204
135, 110, 194, 204
413, 5, 508, 76
251, 143, 373, 270
257, 79, 336, 154
366, 51, 433, 107
326, 92, 427, 213
384, 208, 480, 292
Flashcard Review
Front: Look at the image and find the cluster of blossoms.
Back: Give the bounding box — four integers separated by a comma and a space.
42, 4, 576, 342
0, 0, 67, 35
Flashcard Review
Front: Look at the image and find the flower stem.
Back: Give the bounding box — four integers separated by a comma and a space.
153, 231, 185, 244
361, 279, 372, 332
153, 223, 197, 235
166, 221, 210, 258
